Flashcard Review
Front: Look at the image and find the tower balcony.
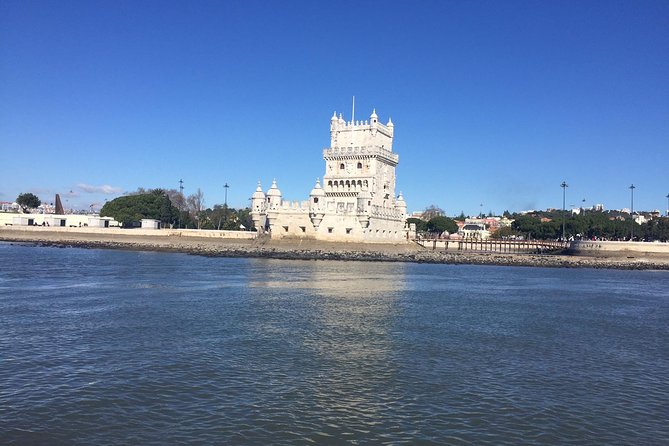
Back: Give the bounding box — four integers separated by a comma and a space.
323, 145, 399, 165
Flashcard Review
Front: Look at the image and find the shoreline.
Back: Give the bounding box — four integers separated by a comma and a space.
2, 229, 669, 270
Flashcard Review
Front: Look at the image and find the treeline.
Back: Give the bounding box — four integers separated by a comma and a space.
407, 216, 458, 235
509, 211, 669, 242
99, 188, 253, 230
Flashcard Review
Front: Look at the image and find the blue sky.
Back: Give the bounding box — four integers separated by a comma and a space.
1, 0, 667, 216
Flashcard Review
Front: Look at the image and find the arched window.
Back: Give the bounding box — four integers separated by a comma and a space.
340, 163, 345, 170
357, 162, 362, 169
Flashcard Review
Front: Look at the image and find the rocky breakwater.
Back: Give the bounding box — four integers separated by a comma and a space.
195, 246, 669, 270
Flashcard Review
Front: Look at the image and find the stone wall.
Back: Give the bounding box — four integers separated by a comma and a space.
569, 240, 669, 257
0, 225, 257, 240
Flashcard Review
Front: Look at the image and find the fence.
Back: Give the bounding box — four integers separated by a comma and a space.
415, 238, 568, 254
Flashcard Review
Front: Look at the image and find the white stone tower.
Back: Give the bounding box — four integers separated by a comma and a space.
250, 107, 407, 242
322, 109, 399, 211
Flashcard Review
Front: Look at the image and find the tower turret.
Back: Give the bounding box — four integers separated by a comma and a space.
251, 181, 266, 211
309, 178, 325, 209
309, 178, 326, 228
250, 181, 266, 232
396, 191, 407, 218
370, 108, 378, 124
357, 189, 372, 228
266, 179, 282, 209
330, 111, 338, 131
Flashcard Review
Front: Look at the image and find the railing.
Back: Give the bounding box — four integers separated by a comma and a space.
323, 146, 399, 164
415, 238, 569, 254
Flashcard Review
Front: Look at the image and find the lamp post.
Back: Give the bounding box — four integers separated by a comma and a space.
561, 181, 568, 241
178, 179, 184, 228
666, 193, 669, 217
224, 183, 229, 229
629, 184, 635, 241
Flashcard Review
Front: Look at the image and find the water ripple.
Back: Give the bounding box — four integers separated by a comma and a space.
0, 244, 668, 444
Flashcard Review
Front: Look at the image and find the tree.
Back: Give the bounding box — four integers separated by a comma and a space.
406, 217, 428, 232
100, 189, 178, 227
235, 208, 254, 230
422, 205, 444, 220
427, 216, 458, 235
16, 193, 41, 213
491, 226, 521, 240
186, 188, 205, 229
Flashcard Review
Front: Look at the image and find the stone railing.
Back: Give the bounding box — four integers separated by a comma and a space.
370, 205, 404, 219
323, 145, 399, 164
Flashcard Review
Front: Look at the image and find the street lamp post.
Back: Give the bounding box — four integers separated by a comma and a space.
561, 181, 568, 241
666, 193, 669, 217
629, 184, 635, 241
224, 183, 229, 229
178, 179, 184, 229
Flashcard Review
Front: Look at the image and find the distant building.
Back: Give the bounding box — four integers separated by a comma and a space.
633, 214, 647, 225
0, 212, 119, 227
0, 201, 18, 212
251, 109, 408, 243
464, 217, 503, 233
459, 223, 490, 240
499, 217, 514, 228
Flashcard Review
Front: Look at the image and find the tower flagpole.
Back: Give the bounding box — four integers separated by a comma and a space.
351, 95, 355, 147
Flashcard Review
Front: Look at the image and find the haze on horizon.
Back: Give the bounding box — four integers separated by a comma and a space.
1, 1, 667, 216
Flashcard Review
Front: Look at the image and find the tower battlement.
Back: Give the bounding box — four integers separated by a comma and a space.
330, 109, 394, 151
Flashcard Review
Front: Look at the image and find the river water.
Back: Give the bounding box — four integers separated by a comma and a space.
1, 242, 667, 445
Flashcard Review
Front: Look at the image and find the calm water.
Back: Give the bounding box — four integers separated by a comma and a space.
1, 242, 668, 445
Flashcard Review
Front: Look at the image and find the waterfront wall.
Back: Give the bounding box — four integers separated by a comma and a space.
569, 240, 669, 257
0, 225, 257, 240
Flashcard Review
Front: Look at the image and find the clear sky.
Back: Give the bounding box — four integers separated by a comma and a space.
1, 0, 668, 216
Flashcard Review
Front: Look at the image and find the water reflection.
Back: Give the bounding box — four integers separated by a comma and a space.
248, 258, 406, 298
245, 259, 408, 437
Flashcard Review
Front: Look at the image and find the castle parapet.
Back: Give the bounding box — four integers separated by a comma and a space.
278, 201, 310, 211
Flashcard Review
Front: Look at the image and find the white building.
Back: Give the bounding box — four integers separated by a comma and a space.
251, 109, 409, 243
459, 223, 490, 240
141, 219, 160, 229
